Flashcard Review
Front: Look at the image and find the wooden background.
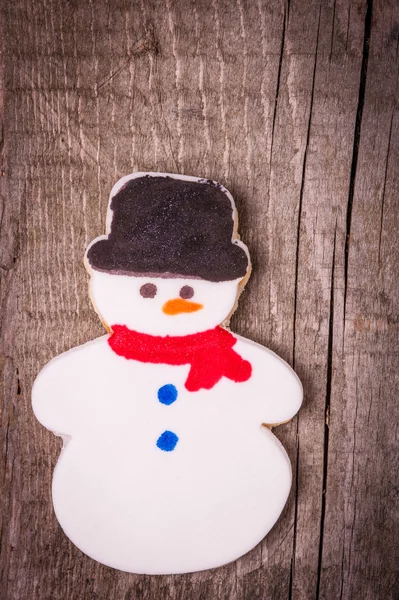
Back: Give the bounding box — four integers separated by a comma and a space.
1, 0, 398, 598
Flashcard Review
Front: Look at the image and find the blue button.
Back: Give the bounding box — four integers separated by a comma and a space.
156, 430, 179, 452
158, 384, 178, 405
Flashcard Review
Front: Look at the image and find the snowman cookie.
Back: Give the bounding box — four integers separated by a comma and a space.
32, 173, 302, 575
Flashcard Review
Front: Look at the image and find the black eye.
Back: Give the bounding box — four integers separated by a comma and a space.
140, 283, 157, 298
179, 285, 194, 299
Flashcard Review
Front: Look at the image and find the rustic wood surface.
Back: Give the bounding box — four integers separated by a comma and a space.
1, 0, 398, 598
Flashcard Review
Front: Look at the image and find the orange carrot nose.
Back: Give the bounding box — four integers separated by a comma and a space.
162, 298, 203, 315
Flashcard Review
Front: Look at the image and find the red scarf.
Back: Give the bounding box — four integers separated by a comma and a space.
108, 325, 252, 392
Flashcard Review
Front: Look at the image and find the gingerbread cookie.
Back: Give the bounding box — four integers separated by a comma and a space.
32, 173, 302, 574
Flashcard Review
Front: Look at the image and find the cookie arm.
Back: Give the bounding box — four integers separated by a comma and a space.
32, 351, 81, 436
233, 336, 303, 425
32, 338, 106, 436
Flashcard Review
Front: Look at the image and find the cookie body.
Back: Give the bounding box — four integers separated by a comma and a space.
33, 335, 300, 574
32, 173, 302, 574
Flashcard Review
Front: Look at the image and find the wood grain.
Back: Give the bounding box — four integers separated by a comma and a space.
1, 0, 398, 598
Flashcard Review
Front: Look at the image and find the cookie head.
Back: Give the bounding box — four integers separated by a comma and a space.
85, 173, 251, 335
88, 272, 242, 336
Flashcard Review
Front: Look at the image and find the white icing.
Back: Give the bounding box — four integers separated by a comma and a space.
32, 334, 301, 574
90, 272, 241, 336
32, 171, 303, 574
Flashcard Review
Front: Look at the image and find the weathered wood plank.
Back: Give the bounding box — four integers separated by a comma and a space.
288, 1, 369, 598
319, 1, 399, 598
1, 0, 398, 598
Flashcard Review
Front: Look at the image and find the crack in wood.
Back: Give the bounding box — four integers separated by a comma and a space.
290, 5, 322, 599
292, 1, 322, 370
343, 0, 373, 320
378, 110, 394, 267
269, 1, 288, 167
315, 224, 337, 600
288, 438, 299, 600
329, 0, 337, 61
339, 542, 345, 600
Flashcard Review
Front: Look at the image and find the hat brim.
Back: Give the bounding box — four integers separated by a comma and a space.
86, 237, 249, 283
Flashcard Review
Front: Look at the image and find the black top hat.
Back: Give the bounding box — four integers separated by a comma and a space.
87, 175, 249, 282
